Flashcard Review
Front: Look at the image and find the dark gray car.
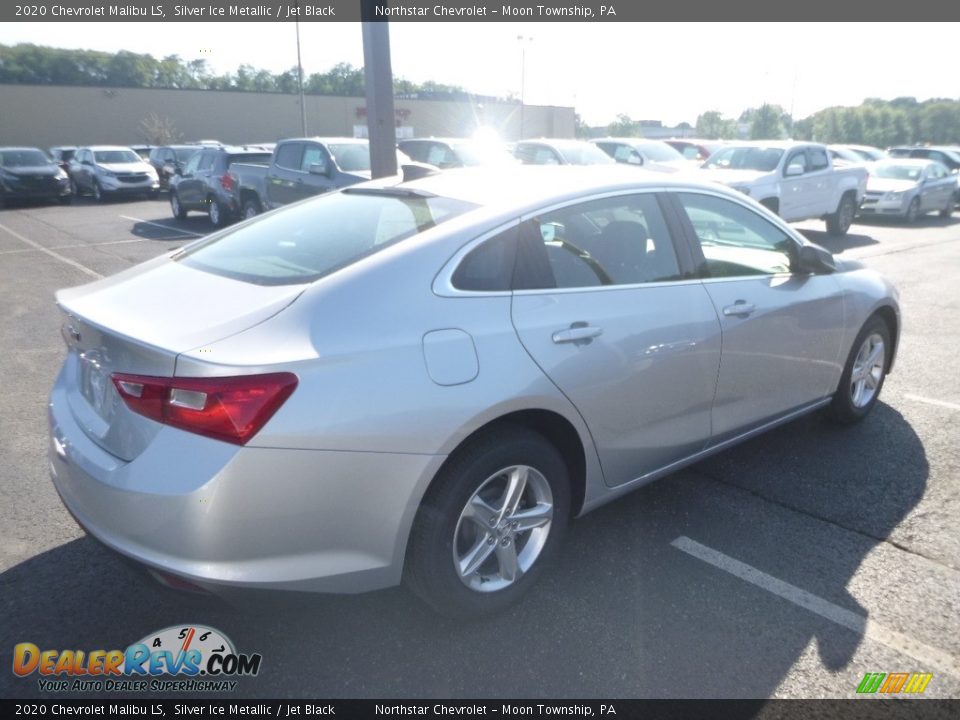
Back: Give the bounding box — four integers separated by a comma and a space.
168, 146, 273, 227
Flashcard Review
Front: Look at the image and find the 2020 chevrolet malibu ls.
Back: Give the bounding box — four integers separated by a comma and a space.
49, 166, 899, 617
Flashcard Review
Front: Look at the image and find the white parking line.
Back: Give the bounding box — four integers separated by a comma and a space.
903, 394, 960, 412
119, 215, 206, 238
0, 221, 103, 279
671, 536, 960, 678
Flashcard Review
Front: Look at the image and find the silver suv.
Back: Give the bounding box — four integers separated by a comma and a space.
68, 146, 160, 201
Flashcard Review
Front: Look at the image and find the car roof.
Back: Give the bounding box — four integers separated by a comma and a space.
0, 146, 47, 152
875, 158, 937, 167
368, 165, 748, 214
281, 137, 366, 144
83, 145, 140, 152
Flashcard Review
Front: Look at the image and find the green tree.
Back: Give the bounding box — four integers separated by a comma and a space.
696, 111, 736, 139
607, 114, 641, 137
750, 103, 785, 140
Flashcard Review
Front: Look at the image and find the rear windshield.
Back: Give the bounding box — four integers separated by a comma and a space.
1, 149, 51, 167
227, 153, 272, 167
177, 189, 476, 286
174, 147, 199, 162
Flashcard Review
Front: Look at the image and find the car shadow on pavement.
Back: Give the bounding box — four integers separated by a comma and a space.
1, 403, 927, 700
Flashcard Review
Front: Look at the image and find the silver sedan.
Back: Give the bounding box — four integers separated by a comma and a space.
49, 167, 900, 617
858, 158, 956, 221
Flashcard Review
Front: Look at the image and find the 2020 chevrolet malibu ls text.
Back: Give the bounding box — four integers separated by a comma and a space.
49, 166, 900, 617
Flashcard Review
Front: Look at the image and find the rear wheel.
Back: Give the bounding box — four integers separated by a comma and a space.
825, 316, 891, 424
404, 426, 571, 617
207, 197, 226, 227
242, 198, 261, 220
826, 194, 856, 235
170, 191, 187, 220
940, 197, 953, 218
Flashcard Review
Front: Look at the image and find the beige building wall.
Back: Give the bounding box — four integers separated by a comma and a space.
0, 84, 575, 148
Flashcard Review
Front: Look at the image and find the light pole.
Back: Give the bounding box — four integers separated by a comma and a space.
295, 10, 307, 136
517, 35, 533, 139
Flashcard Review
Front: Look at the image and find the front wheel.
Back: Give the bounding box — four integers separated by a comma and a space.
92, 180, 105, 202
939, 197, 953, 218
905, 198, 921, 224
826, 194, 856, 236
170, 191, 187, 220
404, 426, 571, 617
825, 316, 891, 424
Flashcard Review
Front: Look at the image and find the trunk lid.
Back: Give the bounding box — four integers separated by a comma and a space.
56, 254, 306, 461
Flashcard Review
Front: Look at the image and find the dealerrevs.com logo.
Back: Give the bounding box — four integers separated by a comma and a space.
13, 624, 262, 693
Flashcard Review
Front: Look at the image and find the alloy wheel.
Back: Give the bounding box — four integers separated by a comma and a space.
850, 333, 885, 408
453, 465, 553, 593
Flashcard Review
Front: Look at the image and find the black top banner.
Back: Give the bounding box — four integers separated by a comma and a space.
2, 699, 960, 720
3, 0, 960, 23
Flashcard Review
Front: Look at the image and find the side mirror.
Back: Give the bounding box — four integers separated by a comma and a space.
308, 161, 330, 177
627, 154, 644, 166
797, 243, 836, 274
784, 163, 804, 177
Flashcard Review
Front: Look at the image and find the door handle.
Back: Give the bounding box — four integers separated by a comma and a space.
722, 301, 756, 318
552, 324, 603, 344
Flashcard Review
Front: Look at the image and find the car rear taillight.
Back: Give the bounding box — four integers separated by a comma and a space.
220, 173, 235, 192
112, 372, 298, 445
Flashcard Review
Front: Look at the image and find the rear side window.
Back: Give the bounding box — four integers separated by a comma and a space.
177, 190, 476, 286
452, 227, 518, 291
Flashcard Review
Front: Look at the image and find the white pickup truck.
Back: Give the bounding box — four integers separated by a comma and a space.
700, 141, 868, 235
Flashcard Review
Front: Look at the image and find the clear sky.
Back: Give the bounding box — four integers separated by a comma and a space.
1, 21, 955, 126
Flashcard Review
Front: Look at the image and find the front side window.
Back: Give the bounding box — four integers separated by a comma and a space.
177, 189, 476, 286
274, 143, 303, 171
784, 150, 807, 175
515, 193, 681, 289
677, 193, 796, 278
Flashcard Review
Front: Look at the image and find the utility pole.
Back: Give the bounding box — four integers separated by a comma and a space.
362, 2, 398, 179
295, 10, 307, 136
517, 35, 533, 139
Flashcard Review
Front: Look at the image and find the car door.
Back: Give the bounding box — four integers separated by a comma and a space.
174, 151, 203, 208
179, 150, 211, 209
298, 142, 337, 199
670, 190, 845, 442
266, 142, 304, 208
74, 150, 93, 191
510, 192, 722, 487
778, 148, 814, 220
805, 146, 834, 216
922, 163, 952, 211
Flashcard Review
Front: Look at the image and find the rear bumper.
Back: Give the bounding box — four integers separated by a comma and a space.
48, 375, 444, 595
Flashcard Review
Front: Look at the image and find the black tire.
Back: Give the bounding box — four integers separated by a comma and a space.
170, 191, 187, 220
825, 315, 891, 425
242, 198, 261, 220
905, 198, 920, 224
58, 194, 72, 205
939, 198, 953, 218
69, 177, 80, 197
148, 190, 160, 201
404, 425, 571, 618
760, 198, 779, 216
826, 193, 856, 236
92, 180, 105, 202
207, 196, 227, 227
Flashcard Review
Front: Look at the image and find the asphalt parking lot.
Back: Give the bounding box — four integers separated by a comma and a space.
1, 193, 958, 700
